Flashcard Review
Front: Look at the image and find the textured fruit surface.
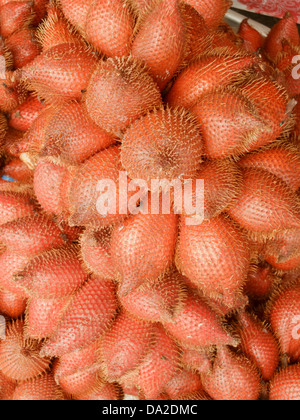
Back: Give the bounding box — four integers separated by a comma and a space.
262, 229, 300, 271
164, 369, 202, 399
183, 0, 231, 29
238, 19, 264, 52
0, 287, 26, 318
269, 365, 300, 401
0, 191, 35, 225
12, 374, 64, 400
9, 96, 43, 132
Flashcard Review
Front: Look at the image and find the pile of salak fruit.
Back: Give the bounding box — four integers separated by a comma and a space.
0, 0, 299, 401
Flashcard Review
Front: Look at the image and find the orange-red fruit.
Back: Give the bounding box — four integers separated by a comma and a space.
21, 43, 97, 104
25, 296, 70, 340
85, 0, 133, 57
0, 251, 30, 297
3, 158, 33, 182
227, 168, 300, 235
237, 311, 279, 381
183, 0, 231, 29
75, 380, 122, 400
121, 106, 203, 182
165, 369, 202, 399
0, 215, 66, 255
239, 78, 288, 150
53, 340, 102, 397
239, 146, 300, 192
0, 371, 16, 400
85, 56, 162, 136
0, 191, 35, 225
111, 208, 178, 296
59, 0, 91, 33
0, 1, 33, 39
244, 264, 276, 300
163, 291, 238, 348
180, 348, 212, 374
80, 227, 117, 280
166, 54, 255, 109
9, 95, 44, 132
264, 13, 300, 61
238, 19, 265, 52
262, 228, 300, 271
269, 365, 300, 400
68, 146, 132, 228
269, 282, 300, 362
41, 276, 117, 357
191, 89, 262, 159
42, 102, 115, 164
6, 28, 41, 69
0, 287, 26, 318
136, 324, 179, 399
12, 374, 64, 400
202, 346, 261, 400
0, 72, 20, 113
176, 215, 250, 308
0, 319, 51, 382
14, 245, 87, 299
119, 267, 185, 323
101, 310, 153, 380
131, 0, 186, 90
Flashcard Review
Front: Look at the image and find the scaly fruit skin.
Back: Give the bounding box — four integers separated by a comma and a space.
0, 251, 31, 297
85, 0, 133, 57
269, 365, 300, 400
85, 57, 162, 137
202, 346, 261, 400
0, 191, 36, 225
238, 19, 265, 53
9, 95, 44, 132
164, 369, 202, 399
244, 264, 276, 301
11, 374, 64, 400
0, 319, 51, 382
0, 1, 33, 39
20, 43, 97, 104
262, 229, 300, 271
237, 311, 279, 381
166, 54, 256, 109
121, 106, 203, 183
239, 146, 300, 193
100, 310, 154, 381
0, 287, 26, 318
59, 0, 91, 34
176, 215, 250, 308
269, 282, 300, 362
264, 13, 300, 61
163, 291, 238, 349
3, 158, 33, 182
5, 28, 41, 69
183, 0, 231, 29
111, 209, 178, 296
131, 0, 186, 90
136, 324, 179, 400
74, 380, 123, 400
227, 168, 300, 236
180, 348, 212, 374
41, 276, 118, 357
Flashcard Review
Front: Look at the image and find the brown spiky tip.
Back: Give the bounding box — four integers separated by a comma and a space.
0, 113, 7, 141
121, 105, 203, 184
0, 319, 51, 382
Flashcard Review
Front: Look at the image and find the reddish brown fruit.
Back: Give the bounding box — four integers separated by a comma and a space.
20, 43, 97, 104
85, 57, 162, 136
6, 28, 41, 69
269, 282, 300, 362
59, 0, 91, 34
227, 168, 300, 236
183, 0, 231, 29
180, 348, 212, 374
0, 1, 33, 39
131, 0, 186, 90
0, 371, 16, 400
111, 207, 178, 296
165, 369, 202, 399
0, 251, 30, 297
136, 324, 179, 399
41, 276, 117, 357
75, 380, 122, 400
53, 340, 102, 397
262, 229, 300, 271
12, 374, 64, 400
121, 106, 203, 183
238, 19, 265, 52
119, 267, 185, 323
202, 346, 261, 400
13, 245, 87, 299
237, 311, 279, 381
0, 215, 66, 255
0, 287, 26, 318
0, 191, 35, 225
176, 215, 250, 308
191, 89, 263, 159
42, 102, 115, 164
0, 72, 20, 112
269, 365, 300, 400
264, 13, 300, 61
100, 310, 154, 380
239, 146, 300, 192
0, 319, 51, 382
244, 264, 276, 301
166, 54, 256, 109
3, 158, 33, 182
9, 95, 44, 132
25, 296, 70, 340
80, 227, 117, 280
85, 0, 134, 57
163, 291, 238, 348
